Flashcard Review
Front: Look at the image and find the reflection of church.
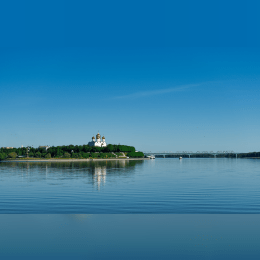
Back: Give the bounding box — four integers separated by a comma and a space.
94, 166, 106, 190
88, 133, 107, 147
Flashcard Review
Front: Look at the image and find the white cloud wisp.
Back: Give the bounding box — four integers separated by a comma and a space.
113, 84, 199, 99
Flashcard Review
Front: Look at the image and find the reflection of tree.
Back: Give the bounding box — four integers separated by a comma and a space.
118, 160, 126, 167
0, 160, 144, 188
0, 160, 143, 170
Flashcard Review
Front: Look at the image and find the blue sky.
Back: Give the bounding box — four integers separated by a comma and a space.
0, 0, 260, 152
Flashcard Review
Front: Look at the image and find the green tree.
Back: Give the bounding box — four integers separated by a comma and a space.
91, 152, 99, 158
83, 145, 91, 152
105, 144, 114, 153
91, 147, 98, 153
56, 147, 63, 157
0, 153, 6, 160
71, 153, 79, 158
45, 153, 51, 159
100, 153, 106, 158
63, 152, 71, 158
127, 152, 144, 158
8, 152, 17, 159
81, 153, 90, 158
35, 151, 41, 158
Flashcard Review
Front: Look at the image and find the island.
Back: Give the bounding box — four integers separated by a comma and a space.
0, 133, 147, 161
0, 144, 145, 161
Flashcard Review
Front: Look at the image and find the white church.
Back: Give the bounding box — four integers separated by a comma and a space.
88, 133, 107, 147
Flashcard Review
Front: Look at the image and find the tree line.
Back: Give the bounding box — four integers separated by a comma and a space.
0, 144, 144, 160
156, 152, 260, 158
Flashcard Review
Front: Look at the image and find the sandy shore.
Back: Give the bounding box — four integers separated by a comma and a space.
1, 158, 150, 162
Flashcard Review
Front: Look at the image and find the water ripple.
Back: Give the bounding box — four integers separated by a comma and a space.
0, 159, 260, 213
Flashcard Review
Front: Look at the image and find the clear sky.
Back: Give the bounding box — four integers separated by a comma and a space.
0, 0, 259, 152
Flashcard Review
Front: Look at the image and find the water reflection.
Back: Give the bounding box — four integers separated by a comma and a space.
0, 160, 144, 189
93, 166, 106, 190
1, 159, 260, 214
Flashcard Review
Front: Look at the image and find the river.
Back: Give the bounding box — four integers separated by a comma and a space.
0, 158, 259, 213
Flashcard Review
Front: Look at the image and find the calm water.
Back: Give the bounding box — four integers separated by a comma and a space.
0, 158, 260, 213
0, 214, 260, 259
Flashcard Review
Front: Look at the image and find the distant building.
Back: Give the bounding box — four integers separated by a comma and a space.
88, 133, 107, 147
38, 146, 50, 151
1, 147, 14, 149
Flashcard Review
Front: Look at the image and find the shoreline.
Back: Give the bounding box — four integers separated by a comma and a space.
1, 158, 150, 162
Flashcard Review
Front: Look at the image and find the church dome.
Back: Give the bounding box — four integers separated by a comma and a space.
96, 133, 101, 139
92, 136, 95, 139
102, 136, 105, 139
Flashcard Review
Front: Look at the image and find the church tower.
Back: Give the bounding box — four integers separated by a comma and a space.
96, 133, 101, 143
102, 136, 106, 147
88, 132, 107, 147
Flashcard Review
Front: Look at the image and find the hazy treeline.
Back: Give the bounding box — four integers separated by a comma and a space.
157, 152, 260, 158
0, 144, 144, 160
235, 152, 260, 158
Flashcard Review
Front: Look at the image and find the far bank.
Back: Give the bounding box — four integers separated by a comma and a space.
1, 158, 150, 163
0, 143, 145, 161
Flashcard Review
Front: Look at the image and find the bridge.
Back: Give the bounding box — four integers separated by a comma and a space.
143, 151, 240, 158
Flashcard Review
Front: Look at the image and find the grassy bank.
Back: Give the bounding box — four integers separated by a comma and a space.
1, 158, 150, 162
